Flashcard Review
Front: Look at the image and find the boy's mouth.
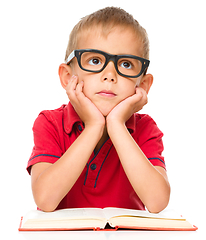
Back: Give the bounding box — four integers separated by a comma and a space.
96, 90, 117, 98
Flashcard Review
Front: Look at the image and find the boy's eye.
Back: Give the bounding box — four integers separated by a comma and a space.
120, 61, 132, 69
88, 58, 102, 65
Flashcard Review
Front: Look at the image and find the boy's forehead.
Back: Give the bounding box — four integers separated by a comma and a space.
77, 26, 144, 57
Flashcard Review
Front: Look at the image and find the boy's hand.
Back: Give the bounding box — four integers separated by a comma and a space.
66, 75, 105, 128
107, 87, 148, 125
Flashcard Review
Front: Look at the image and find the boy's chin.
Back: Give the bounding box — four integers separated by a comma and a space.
97, 105, 114, 117
93, 100, 119, 117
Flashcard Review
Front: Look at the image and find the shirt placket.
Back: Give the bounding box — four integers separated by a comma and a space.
83, 140, 112, 189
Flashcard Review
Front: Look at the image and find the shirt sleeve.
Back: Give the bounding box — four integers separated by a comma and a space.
135, 115, 166, 170
27, 112, 63, 174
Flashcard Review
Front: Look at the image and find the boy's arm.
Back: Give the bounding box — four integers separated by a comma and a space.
107, 87, 170, 213
31, 77, 105, 212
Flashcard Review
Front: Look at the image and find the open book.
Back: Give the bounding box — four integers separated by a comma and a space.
19, 207, 197, 231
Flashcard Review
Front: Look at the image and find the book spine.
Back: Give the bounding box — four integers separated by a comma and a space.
18, 217, 23, 231
95, 226, 118, 231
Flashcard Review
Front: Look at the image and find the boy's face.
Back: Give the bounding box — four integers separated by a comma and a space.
70, 27, 147, 116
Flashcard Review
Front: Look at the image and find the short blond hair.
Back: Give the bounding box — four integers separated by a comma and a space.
65, 7, 149, 61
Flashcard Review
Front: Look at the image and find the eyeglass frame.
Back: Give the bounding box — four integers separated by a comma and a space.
65, 49, 150, 78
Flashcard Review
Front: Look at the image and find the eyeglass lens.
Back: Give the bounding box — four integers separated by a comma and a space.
80, 52, 142, 77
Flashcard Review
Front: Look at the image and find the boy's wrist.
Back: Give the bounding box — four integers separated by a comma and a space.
106, 118, 126, 136
84, 121, 105, 136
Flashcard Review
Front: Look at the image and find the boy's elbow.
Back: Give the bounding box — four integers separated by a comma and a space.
146, 187, 171, 213
38, 203, 57, 213
33, 194, 58, 212
146, 200, 169, 213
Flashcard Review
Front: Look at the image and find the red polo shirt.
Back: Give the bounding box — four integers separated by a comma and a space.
27, 102, 165, 210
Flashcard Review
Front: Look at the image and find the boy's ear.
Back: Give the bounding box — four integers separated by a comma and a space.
58, 63, 73, 90
139, 74, 153, 94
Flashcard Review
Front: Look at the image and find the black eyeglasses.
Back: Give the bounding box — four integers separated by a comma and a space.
66, 49, 150, 78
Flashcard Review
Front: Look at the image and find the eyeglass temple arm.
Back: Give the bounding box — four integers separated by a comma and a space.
65, 50, 75, 64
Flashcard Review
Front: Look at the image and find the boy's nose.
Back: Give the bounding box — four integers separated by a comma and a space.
101, 61, 117, 83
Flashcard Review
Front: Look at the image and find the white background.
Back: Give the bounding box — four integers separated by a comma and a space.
0, 0, 205, 239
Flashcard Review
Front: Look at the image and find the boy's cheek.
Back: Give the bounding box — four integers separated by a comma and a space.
73, 70, 88, 84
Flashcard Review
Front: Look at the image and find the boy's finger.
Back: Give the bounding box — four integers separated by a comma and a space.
66, 76, 78, 101
69, 75, 78, 90
133, 87, 143, 101
75, 81, 85, 100
132, 87, 148, 110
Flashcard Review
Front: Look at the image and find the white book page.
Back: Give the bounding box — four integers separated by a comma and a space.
23, 208, 106, 224
103, 207, 185, 221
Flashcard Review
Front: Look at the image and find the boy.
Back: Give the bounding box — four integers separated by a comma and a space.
27, 7, 170, 213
